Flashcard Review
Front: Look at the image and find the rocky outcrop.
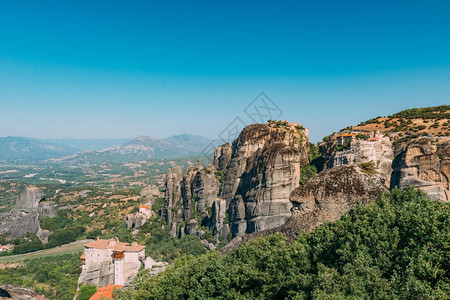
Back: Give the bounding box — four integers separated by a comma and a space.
0, 187, 56, 241
78, 259, 114, 287
320, 135, 394, 187
213, 143, 232, 170
161, 162, 220, 238
0, 284, 48, 299
125, 185, 161, 230
140, 185, 162, 206
221, 165, 387, 255
161, 122, 310, 241
391, 138, 449, 201
221, 124, 308, 237
287, 165, 388, 231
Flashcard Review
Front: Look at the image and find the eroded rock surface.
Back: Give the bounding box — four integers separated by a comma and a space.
320, 135, 394, 187
125, 185, 161, 230
287, 165, 388, 231
0, 187, 56, 241
391, 138, 449, 201
161, 122, 310, 241
140, 184, 162, 206
221, 123, 308, 237
221, 165, 387, 255
161, 162, 220, 238
0, 284, 48, 300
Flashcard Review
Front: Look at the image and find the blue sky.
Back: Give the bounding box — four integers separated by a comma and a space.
0, 0, 449, 142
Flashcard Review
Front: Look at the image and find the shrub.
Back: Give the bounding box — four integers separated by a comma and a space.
117, 188, 450, 300
358, 161, 378, 175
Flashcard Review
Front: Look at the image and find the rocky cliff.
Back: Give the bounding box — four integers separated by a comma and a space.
0, 187, 57, 241
320, 134, 394, 187
161, 162, 220, 238
220, 123, 308, 237
161, 122, 310, 241
0, 284, 48, 300
391, 137, 449, 201
221, 165, 388, 254
287, 165, 388, 232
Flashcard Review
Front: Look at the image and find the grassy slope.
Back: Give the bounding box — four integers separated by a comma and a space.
0, 239, 89, 264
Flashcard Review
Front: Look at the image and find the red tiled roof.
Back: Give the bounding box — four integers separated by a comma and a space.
80, 254, 85, 259
139, 205, 151, 210
84, 239, 145, 252
89, 284, 123, 300
338, 133, 356, 137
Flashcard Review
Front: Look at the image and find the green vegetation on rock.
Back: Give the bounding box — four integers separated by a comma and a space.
299, 143, 323, 185
390, 105, 450, 119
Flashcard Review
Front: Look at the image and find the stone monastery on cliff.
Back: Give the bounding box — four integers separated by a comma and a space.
79, 238, 145, 286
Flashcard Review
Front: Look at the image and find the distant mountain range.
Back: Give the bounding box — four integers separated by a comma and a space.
0, 134, 223, 163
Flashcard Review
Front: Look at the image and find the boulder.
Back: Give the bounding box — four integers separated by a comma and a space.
0, 284, 48, 299
220, 165, 387, 255
287, 165, 388, 232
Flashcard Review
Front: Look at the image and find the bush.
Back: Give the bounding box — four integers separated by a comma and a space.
86, 228, 102, 239
78, 285, 97, 300
358, 161, 378, 175
117, 188, 450, 300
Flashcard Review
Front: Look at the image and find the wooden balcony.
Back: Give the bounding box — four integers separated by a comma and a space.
112, 251, 124, 259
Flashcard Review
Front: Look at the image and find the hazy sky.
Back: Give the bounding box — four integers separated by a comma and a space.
0, 0, 449, 142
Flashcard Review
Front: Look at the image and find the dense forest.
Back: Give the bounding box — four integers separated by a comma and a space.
118, 188, 449, 299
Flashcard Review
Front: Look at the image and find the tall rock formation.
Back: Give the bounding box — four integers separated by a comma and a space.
161, 122, 310, 241
220, 123, 308, 237
0, 187, 56, 241
391, 138, 449, 202
161, 162, 220, 238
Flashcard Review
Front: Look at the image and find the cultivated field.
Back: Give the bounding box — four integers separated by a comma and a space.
0, 239, 91, 265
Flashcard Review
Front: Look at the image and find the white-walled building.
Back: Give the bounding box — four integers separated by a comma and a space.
78, 238, 145, 287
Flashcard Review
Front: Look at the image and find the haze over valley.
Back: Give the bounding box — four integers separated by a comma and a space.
0, 1, 449, 299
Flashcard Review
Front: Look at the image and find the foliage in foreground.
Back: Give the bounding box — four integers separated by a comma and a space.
0, 253, 81, 299
118, 188, 449, 299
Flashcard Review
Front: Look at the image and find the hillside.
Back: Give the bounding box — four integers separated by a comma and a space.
0, 137, 79, 162
352, 105, 450, 138
53, 134, 221, 164
0, 134, 220, 164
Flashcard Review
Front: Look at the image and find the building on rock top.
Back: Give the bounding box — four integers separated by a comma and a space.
78, 238, 145, 287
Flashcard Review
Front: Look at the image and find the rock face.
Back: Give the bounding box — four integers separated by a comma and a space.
161, 122, 310, 241
320, 135, 394, 187
220, 165, 387, 255
0, 284, 48, 300
125, 185, 161, 230
0, 187, 56, 241
391, 138, 449, 202
140, 184, 162, 206
221, 124, 308, 237
161, 162, 220, 238
287, 165, 388, 231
